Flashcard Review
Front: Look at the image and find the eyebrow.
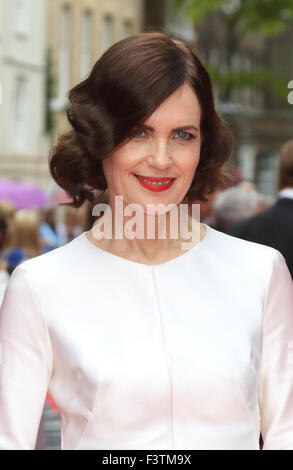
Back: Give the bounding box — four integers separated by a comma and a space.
142, 124, 199, 132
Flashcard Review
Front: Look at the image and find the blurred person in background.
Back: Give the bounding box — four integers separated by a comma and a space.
2, 209, 42, 275
228, 140, 293, 278
188, 188, 221, 227
237, 181, 274, 212
0, 200, 16, 224
212, 185, 270, 233
55, 205, 83, 245
188, 179, 270, 229
0, 200, 16, 255
237, 181, 257, 191
0, 209, 9, 258
78, 191, 109, 233
39, 206, 63, 252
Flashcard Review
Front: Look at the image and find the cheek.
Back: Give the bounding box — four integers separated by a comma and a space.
102, 153, 128, 179
179, 148, 201, 180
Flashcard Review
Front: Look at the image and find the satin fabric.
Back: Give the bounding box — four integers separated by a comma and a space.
0, 224, 293, 450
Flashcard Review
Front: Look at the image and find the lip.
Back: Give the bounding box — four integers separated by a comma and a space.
133, 173, 176, 192
133, 174, 176, 182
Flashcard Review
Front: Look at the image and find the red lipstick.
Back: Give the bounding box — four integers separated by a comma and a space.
133, 174, 176, 192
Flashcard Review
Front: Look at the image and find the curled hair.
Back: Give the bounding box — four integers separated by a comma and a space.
49, 31, 234, 208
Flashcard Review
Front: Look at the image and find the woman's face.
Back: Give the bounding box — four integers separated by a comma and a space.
102, 82, 201, 213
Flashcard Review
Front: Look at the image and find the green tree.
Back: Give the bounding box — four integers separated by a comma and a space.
172, 0, 293, 102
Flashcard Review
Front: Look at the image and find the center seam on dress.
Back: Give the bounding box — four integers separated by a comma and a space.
151, 266, 175, 449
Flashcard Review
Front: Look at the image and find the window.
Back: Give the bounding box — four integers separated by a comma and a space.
11, 76, 28, 151
81, 10, 93, 79
59, 4, 71, 100
13, 0, 30, 36
238, 144, 256, 182
209, 48, 220, 67
101, 15, 114, 54
14, 77, 27, 122
255, 149, 279, 197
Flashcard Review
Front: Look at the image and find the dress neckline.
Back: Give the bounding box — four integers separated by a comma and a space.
80, 223, 212, 268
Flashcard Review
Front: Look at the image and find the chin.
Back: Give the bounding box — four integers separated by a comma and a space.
123, 191, 184, 213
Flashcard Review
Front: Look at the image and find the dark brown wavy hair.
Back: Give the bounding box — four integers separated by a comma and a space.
49, 31, 234, 208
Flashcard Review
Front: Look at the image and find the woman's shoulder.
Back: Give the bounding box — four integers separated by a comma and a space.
19, 231, 87, 275
204, 225, 289, 294
206, 223, 280, 258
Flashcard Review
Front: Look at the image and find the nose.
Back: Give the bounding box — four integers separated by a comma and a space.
147, 138, 172, 170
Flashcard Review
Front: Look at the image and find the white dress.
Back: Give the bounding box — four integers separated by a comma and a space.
0, 223, 293, 450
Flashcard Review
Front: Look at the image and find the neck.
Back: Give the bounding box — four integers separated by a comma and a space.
90, 198, 202, 258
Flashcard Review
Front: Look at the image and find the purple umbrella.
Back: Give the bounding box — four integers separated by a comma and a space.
0, 180, 49, 210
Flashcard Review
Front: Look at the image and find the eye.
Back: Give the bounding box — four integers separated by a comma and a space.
175, 130, 195, 141
131, 128, 147, 139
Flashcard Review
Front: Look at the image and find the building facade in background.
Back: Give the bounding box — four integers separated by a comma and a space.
196, 13, 293, 198
144, 0, 197, 46
0, 0, 143, 193
0, 0, 49, 189
48, 0, 144, 153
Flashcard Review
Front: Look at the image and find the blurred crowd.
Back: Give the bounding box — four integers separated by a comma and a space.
202, 181, 273, 233
0, 200, 98, 306
194, 139, 293, 279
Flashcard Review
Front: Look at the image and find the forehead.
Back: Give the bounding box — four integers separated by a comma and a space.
146, 82, 201, 127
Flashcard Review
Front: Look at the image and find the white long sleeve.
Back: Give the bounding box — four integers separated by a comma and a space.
259, 251, 293, 449
0, 263, 53, 449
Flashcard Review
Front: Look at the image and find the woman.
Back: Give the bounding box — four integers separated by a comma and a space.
0, 32, 292, 450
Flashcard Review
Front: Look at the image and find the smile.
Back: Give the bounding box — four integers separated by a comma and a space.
133, 174, 176, 192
